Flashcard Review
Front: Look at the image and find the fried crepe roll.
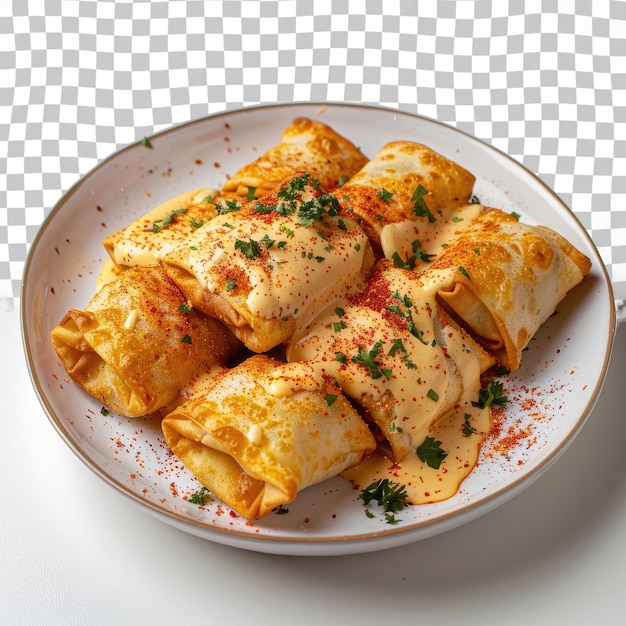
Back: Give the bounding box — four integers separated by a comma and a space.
220, 117, 369, 198
431, 208, 592, 371
162, 354, 376, 519
103, 187, 220, 269
335, 141, 479, 260
50, 265, 241, 418
163, 173, 376, 353
287, 260, 495, 461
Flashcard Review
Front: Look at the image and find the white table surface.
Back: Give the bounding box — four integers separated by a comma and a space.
2, 306, 624, 625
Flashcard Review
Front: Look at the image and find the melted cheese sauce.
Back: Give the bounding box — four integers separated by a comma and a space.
286, 260, 492, 503
182, 199, 372, 328
107, 187, 219, 267
379, 202, 484, 265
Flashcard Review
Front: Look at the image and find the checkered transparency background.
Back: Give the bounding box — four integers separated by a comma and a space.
1, 0, 625, 313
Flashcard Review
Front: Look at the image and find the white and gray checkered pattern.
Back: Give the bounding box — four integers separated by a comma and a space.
1, 0, 625, 313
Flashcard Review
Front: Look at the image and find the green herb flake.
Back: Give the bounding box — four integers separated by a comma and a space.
511, 211, 521, 221
215, 199, 241, 215
226, 279, 237, 292
235, 238, 262, 259
391, 239, 434, 270
142, 136, 153, 149
377, 188, 394, 203
181, 334, 192, 344
462, 413, 475, 437
458, 266, 471, 280
145, 207, 188, 232
426, 388, 439, 402
359, 479, 408, 514
411, 184, 436, 222
246, 186, 257, 201
188, 486, 212, 505
416, 436, 448, 469
100, 406, 110, 416
178, 303, 191, 313
351, 341, 391, 380
473, 380, 508, 410
335, 352, 348, 364
332, 320, 348, 333
324, 393, 338, 407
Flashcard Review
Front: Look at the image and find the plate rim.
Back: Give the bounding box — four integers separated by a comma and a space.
21, 102, 617, 555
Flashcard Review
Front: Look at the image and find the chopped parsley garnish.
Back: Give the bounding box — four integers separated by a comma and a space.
426, 388, 439, 402
458, 265, 471, 280
190, 217, 205, 229
332, 320, 347, 332
280, 224, 294, 238
335, 352, 348, 364
337, 175, 349, 187
246, 186, 257, 201
188, 486, 212, 505
391, 239, 435, 270
511, 211, 521, 221
215, 199, 241, 215
377, 187, 393, 203
235, 238, 262, 259
411, 184, 436, 222
351, 341, 392, 380
181, 334, 192, 344
386, 291, 429, 345
225, 279, 237, 292
324, 393, 338, 407
334, 307, 346, 317
462, 413, 475, 437
142, 136, 153, 149
145, 208, 188, 232
178, 303, 191, 313
416, 436, 448, 469
273, 504, 289, 515
359, 479, 408, 514
473, 380, 508, 409
388, 337, 406, 357
259, 234, 275, 249
100, 406, 110, 416
469, 194, 481, 204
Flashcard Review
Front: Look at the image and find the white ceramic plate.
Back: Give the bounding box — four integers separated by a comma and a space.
22, 103, 615, 556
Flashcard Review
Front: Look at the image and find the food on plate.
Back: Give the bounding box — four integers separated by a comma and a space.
431, 208, 593, 371
161, 354, 376, 518
287, 259, 496, 463
334, 141, 479, 260
50, 265, 241, 418
221, 117, 368, 198
103, 187, 220, 269
162, 173, 375, 353
50, 117, 592, 520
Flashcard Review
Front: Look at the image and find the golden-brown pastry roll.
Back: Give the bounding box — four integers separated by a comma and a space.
161, 354, 376, 519
287, 259, 495, 462
163, 173, 376, 353
103, 187, 220, 269
220, 117, 369, 198
335, 141, 479, 260
432, 208, 592, 371
50, 265, 241, 417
